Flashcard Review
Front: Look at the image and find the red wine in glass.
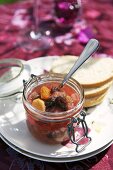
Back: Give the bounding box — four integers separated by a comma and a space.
54, 0, 82, 27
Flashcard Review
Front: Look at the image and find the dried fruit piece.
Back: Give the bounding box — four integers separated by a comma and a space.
29, 91, 40, 101
45, 98, 56, 110
56, 96, 67, 111
66, 95, 74, 110
51, 91, 66, 98
51, 86, 60, 93
32, 98, 46, 111
40, 86, 51, 99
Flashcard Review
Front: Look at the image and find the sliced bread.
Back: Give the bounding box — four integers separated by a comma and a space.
51, 55, 113, 88
84, 92, 106, 108
84, 80, 113, 98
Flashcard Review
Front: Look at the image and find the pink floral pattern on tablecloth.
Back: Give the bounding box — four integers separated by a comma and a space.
0, 0, 113, 60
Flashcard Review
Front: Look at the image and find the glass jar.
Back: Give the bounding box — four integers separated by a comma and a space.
23, 73, 90, 147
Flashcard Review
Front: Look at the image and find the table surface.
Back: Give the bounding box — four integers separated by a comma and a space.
0, 0, 113, 170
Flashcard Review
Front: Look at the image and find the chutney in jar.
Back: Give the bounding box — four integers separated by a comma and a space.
23, 73, 84, 144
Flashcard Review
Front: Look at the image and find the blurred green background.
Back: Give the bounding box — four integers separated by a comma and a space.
0, 0, 17, 3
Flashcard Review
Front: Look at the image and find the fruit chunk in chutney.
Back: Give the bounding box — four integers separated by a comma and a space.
26, 82, 81, 144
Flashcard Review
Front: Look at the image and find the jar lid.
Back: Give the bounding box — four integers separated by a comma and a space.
0, 58, 30, 98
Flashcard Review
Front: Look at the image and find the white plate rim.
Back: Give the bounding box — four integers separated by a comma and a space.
0, 132, 112, 163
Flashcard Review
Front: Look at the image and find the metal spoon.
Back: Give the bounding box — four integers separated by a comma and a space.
59, 38, 99, 89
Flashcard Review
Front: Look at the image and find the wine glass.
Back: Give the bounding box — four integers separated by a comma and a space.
54, 0, 82, 28
18, 0, 52, 53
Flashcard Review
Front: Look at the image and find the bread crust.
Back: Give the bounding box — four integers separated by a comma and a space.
84, 92, 106, 108
84, 80, 113, 98
81, 76, 113, 88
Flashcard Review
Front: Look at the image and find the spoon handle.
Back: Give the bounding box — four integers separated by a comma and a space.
61, 39, 99, 86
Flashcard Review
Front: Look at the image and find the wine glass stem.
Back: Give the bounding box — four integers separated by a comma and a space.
78, 0, 83, 19
33, 0, 40, 34
76, 0, 82, 21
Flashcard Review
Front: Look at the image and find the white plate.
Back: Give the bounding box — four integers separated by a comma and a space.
0, 56, 113, 162
0, 132, 112, 162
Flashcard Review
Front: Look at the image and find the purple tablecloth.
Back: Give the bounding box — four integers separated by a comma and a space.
0, 0, 113, 169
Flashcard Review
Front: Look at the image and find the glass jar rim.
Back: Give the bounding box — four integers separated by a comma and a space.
0, 58, 24, 84
0, 58, 25, 98
23, 73, 84, 120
